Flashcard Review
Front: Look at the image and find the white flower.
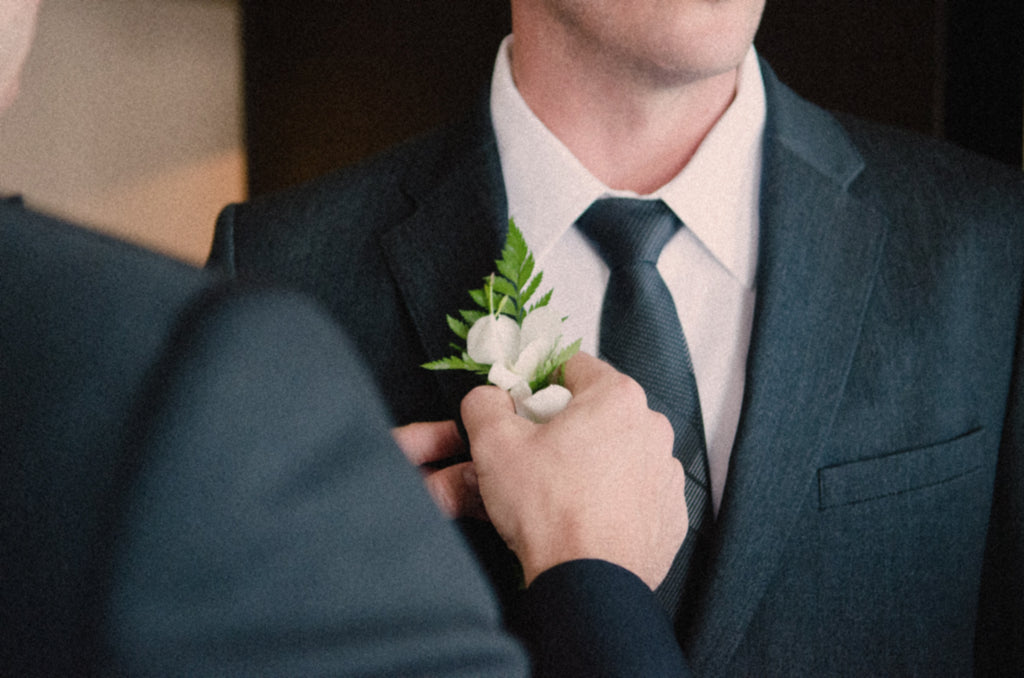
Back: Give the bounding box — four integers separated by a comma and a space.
516, 383, 572, 423
466, 306, 572, 422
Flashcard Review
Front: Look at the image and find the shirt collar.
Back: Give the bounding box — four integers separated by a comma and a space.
490, 36, 765, 288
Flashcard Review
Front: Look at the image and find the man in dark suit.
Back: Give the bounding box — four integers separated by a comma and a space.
210, 1, 1024, 674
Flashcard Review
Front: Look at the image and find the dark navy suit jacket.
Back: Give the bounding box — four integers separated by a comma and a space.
211, 64, 1024, 675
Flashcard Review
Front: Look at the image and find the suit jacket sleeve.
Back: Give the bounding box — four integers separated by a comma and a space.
103, 288, 529, 677
510, 560, 691, 677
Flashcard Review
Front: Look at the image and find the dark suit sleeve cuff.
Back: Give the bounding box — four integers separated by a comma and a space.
509, 559, 691, 678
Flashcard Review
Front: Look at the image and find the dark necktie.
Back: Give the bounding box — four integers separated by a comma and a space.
576, 197, 712, 623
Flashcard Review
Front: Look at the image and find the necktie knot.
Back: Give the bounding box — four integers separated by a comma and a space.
576, 198, 681, 270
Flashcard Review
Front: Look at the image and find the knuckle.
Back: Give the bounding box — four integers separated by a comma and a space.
662, 459, 687, 492
671, 458, 687, 484
649, 411, 675, 448
611, 372, 647, 404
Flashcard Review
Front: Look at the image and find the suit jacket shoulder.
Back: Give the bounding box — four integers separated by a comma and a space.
210, 99, 501, 279
212, 101, 510, 423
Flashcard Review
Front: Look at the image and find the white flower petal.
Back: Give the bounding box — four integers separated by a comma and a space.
518, 384, 573, 423
509, 381, 534, 418
513, 337, 554, 381
509, 381, 533, 403
488, 362, 527, 392
467, 314, 520, 365
520, 305, 563, 349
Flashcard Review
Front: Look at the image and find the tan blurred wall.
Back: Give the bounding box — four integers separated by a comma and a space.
0, 0, 244, 265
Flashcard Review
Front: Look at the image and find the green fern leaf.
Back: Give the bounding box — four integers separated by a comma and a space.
520, 270, 543, 309
446, 315, 469, 340
459, 309, 486, 325
528, 288, 553, 313
421, 356, 469, 371
518, 252, 535, 289
496, 258, 518, 285
468, 287, 488, 309
491, 275, 518, 302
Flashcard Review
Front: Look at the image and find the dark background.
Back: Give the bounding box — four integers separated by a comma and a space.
241, 0, 1023, 197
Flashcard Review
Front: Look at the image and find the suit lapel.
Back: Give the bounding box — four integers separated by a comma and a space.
685, 66, 890, 674
380, 104, 511, 410
379, 108, 529, 603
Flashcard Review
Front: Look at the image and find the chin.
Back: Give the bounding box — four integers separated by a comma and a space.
634, 45, 748, 87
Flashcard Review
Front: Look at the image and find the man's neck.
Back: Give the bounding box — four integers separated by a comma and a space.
509, 29, 739, 195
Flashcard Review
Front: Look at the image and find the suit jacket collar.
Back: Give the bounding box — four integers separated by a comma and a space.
382, 64, 890, 673
380, 101, 510, 410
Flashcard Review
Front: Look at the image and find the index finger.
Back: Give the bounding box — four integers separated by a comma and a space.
392, 420, 464, 466
560, 351, 617, 393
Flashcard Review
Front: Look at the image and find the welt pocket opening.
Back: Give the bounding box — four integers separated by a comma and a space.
817, 427, 985, 509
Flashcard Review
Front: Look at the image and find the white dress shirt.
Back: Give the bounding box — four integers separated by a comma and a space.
490, 36, 766, 514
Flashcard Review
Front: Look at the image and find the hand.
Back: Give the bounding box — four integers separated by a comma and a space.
392, 420, 487, 520
462, 352, 688, 590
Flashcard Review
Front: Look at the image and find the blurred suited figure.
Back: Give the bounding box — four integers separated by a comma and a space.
0, 3, 523, 673
0, 202, 532, 675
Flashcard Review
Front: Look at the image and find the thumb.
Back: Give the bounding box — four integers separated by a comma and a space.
461, 384, 517, 439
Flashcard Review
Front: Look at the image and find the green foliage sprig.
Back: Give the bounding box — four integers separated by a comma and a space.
422, 219, 580, 389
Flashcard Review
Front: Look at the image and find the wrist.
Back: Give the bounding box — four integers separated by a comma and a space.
517, 534, 611, 587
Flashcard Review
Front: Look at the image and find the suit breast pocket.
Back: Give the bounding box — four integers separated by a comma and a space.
817, 428, 986, 510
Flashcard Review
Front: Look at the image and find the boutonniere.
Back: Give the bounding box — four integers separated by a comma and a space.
423, 219, 581, 422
